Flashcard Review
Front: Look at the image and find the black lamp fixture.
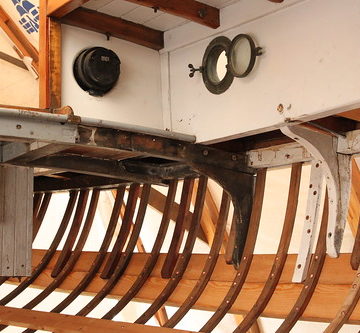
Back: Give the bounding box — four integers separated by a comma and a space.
189, 34, 262, 94
73, 47, 121, 97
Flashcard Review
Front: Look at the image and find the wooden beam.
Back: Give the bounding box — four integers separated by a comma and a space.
39, 0, 50, 108
348, 159, 360, 236
123, 0, 219, 29
61, 8, 164, 50
8, 251, 360, 323
338, 108, 360, 122
49, 19, 62, 108
0, 51, 27, 70
0, 6, 38, 71
47, 0, 90, 18
0, 306, 193, 333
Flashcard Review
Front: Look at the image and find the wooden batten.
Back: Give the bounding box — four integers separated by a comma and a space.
0, 166, 33, 277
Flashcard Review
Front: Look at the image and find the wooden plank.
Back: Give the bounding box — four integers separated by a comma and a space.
338, 108, 360, 122
0, 166, 33, 277
25, 252, 357, 286
61, 8, 164, 50
49, 19, 62, 108
0, 306, 194, 333
47, 0, 90, 18
39, 0, 50, 108
123, 0, 219, 28
8, 251, 360, 322
0, 6, 39, 71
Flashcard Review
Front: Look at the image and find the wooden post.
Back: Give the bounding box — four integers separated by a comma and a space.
0, 166, 33, 277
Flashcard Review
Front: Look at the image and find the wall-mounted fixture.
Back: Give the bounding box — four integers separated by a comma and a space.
189, 34, 262, 94
73, 47, 121, 97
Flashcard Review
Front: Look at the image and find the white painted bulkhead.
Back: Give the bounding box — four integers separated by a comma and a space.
61, 0, 360, 143
61, 24, 164, 129
161, 0, 360, 142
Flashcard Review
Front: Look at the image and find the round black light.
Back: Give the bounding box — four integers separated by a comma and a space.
73, 47, 121, 97
201, 36, 234, 95
228, 34, 263, 78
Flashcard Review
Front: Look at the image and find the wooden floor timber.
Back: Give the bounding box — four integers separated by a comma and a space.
6, 251, 359, 323
0, 306, 194, 333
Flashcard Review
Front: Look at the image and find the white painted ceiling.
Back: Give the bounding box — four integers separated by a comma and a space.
83, 0, 241, 31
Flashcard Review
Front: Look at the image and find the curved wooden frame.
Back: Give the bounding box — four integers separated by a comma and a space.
0, 152, 358, 332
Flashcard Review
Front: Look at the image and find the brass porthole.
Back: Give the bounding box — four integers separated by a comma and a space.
201, 36, 234, 95
190, 34, 262, 94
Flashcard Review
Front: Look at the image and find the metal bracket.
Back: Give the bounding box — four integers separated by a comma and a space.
281, 125, 351, 258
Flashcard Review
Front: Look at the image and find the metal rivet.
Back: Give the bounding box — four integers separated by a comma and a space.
203, 150, 209, 156
198, 8, 207, 18
277, 104, 284, 113
16, 124, 21, 129
297, 264, 302, 269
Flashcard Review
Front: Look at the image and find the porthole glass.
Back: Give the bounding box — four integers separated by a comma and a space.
228, 34, 262, 78
216, 51, 227, 81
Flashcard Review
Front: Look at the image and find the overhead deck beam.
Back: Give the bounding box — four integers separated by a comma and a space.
122, 0, 220, 28
61, 8, 164, 50
47, 0, 219, 29
47, 0, 90, 18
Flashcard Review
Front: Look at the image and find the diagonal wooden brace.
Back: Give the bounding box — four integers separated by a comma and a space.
281, 125, 351, 258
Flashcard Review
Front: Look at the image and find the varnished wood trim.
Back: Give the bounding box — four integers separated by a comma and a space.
61, 8, 164, 50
